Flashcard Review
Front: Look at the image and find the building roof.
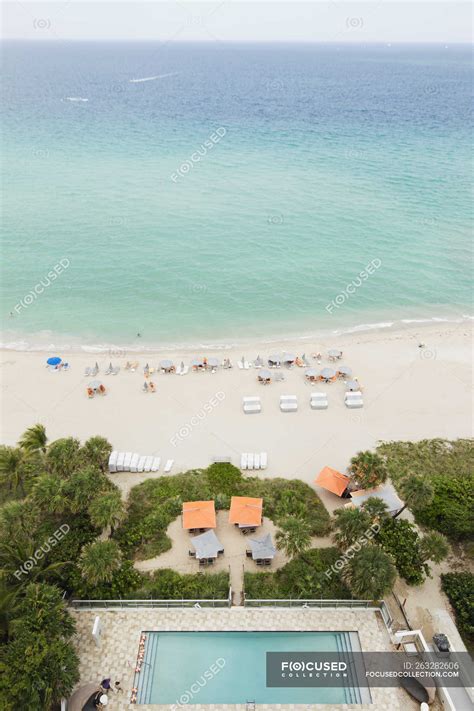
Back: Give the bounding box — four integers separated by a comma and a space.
190, 529, 224, 559
229, 496, 263, 526
182, 500, 216, 529
349, 484, 404, 513
248, 533, 276, 560
315, 466, 351, 496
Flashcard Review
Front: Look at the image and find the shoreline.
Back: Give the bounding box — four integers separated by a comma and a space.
1, 315, 473, 355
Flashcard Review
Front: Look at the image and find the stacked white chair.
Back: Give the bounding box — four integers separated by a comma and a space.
280, 395, 298, 412
243, 396, 261, 414
345, 390, 364, 408
240, 452, 268, 471
310, 392, 328, 410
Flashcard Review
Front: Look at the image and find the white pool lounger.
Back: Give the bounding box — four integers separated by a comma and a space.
116, 452, 125, 471
345, 392, 364, 408
254, 453, 260, 469
150, 457, 161, 472
143, 455, 153, 472
260, 452, 268, 469
241, 453, 248, 470
243, 396, 261, 414
310, 392, 328, 410
108, 451, 118, 473
130, 453, 140, 472
137, 456, 147, 473
164, 459, 174, 473
123, 452, 133, 470
280, 395, 298, 412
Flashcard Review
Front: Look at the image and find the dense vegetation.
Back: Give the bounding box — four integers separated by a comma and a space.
377, 438, 474, 541
441, 572, 474, 647
115, 464, 331, 560
244, 548, 352, 599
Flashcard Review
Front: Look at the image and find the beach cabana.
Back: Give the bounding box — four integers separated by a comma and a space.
229, 496, 263, 530
190, 529, 224, 560
304, 367, 318, 382
315, 466, 351, 497
182, 500, 216, 531
283, 353, 296, 366
247, 533, 276, 563
328, 349, 342, 360
320, 367, 336, 382
346, 379, 360, 391
159, 359, 174, 373
258, 368, 272, 383
337, 365, 352, 377
348, 484, 404, 515
268, 354, 282, 367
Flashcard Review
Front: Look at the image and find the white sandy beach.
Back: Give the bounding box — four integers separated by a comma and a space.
1, 323, 472, 508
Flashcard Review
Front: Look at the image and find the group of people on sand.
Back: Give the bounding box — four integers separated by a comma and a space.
92, 678, 123, 708
142, 380, 156, 393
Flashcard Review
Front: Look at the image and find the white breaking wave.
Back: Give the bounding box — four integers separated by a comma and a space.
63, 97, 89, 102
129, 72, 178, 83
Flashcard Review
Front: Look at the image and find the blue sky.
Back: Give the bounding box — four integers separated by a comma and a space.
2, 1, 472, 42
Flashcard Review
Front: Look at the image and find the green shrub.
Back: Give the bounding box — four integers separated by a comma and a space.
134, 569, 230, 600
441, 572, 474, 645
378, 518, 426, 585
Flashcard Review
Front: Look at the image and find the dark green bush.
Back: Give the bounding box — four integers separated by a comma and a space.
441, 572, 474, 645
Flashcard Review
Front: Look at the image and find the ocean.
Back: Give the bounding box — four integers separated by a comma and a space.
1, 41, 472, 351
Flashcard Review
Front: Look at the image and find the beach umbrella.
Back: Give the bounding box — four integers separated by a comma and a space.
191, 357, 204, 367
89, 380, 102, 390
337, 365, 352, 377
258, 368, 272, 381
305, 367, 318, 379
346, 379, 359, 391
207, 357, 219, 368
255, 355, 263, 367
160, 359, 173, 370
328, 349, 342, 358
283, 353, 296, 364
46, 356, 62, 366
268, 354, 281, 365
320, 367, 336, 380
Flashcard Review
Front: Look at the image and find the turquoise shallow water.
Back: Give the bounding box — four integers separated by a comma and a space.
137, 631, 357, 704
1, 42, 472, 349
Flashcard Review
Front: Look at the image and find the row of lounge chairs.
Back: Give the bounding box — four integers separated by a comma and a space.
108, 451, 174, 473
243, 392, 364, 412
240, 452, 268, 470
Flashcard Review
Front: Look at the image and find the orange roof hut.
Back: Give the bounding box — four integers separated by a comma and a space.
315, 466, 350, 497
229, 496, 263, 527
182, 500, 216, 530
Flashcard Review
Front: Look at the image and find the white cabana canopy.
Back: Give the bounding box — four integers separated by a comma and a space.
349, 483, 404, 515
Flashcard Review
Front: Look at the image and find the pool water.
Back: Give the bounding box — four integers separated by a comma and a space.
136, 631, 364, 705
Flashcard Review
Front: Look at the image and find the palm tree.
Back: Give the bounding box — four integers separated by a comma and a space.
0, 446, 27, 496
360, 496, 389, 525
88, 490, 125, 534
343, 546, 396, 600
31, 474, 66, 515
333, 507, 371, 548
420, 531, 449, 564
79, 540, 122, 585
349, 451, 388, 489
393, 474, 434, 518
18, 424, 48, 455
81, 436, 112, 472
276, 517, 312, 560
45, 437, 81, 478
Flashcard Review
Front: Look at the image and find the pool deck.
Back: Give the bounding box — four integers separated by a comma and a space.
70, 606, 420, 710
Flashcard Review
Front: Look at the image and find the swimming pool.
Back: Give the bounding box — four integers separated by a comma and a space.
135, 631, 368, 705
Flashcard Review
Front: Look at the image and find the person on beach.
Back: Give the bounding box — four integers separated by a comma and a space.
100, 678, 111, 692
114, 681, 123, 694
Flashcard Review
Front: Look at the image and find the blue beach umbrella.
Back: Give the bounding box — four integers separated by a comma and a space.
46, 356, 62, 366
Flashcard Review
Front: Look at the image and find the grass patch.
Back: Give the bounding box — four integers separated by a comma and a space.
132, 569, 230, 600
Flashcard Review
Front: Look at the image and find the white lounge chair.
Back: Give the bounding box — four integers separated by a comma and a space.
144, 455, 153, 472
130, 453, 140, 472
116, 452, 125, 472
260, 452, 268, 469
123, 452, 133, 470
345, 391, 362, 399
137, 455, 147, 473
243, 396, 261, 414
247, 453, 254, 469
108, 451, 118, 473
241, 453, 248, 470
254, 453, 260, 470
164, 459, 174, 473
345, 392, 364, 408
150, 457, 161, 472
310, 392, 328, 410
280, 395, 298, 412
